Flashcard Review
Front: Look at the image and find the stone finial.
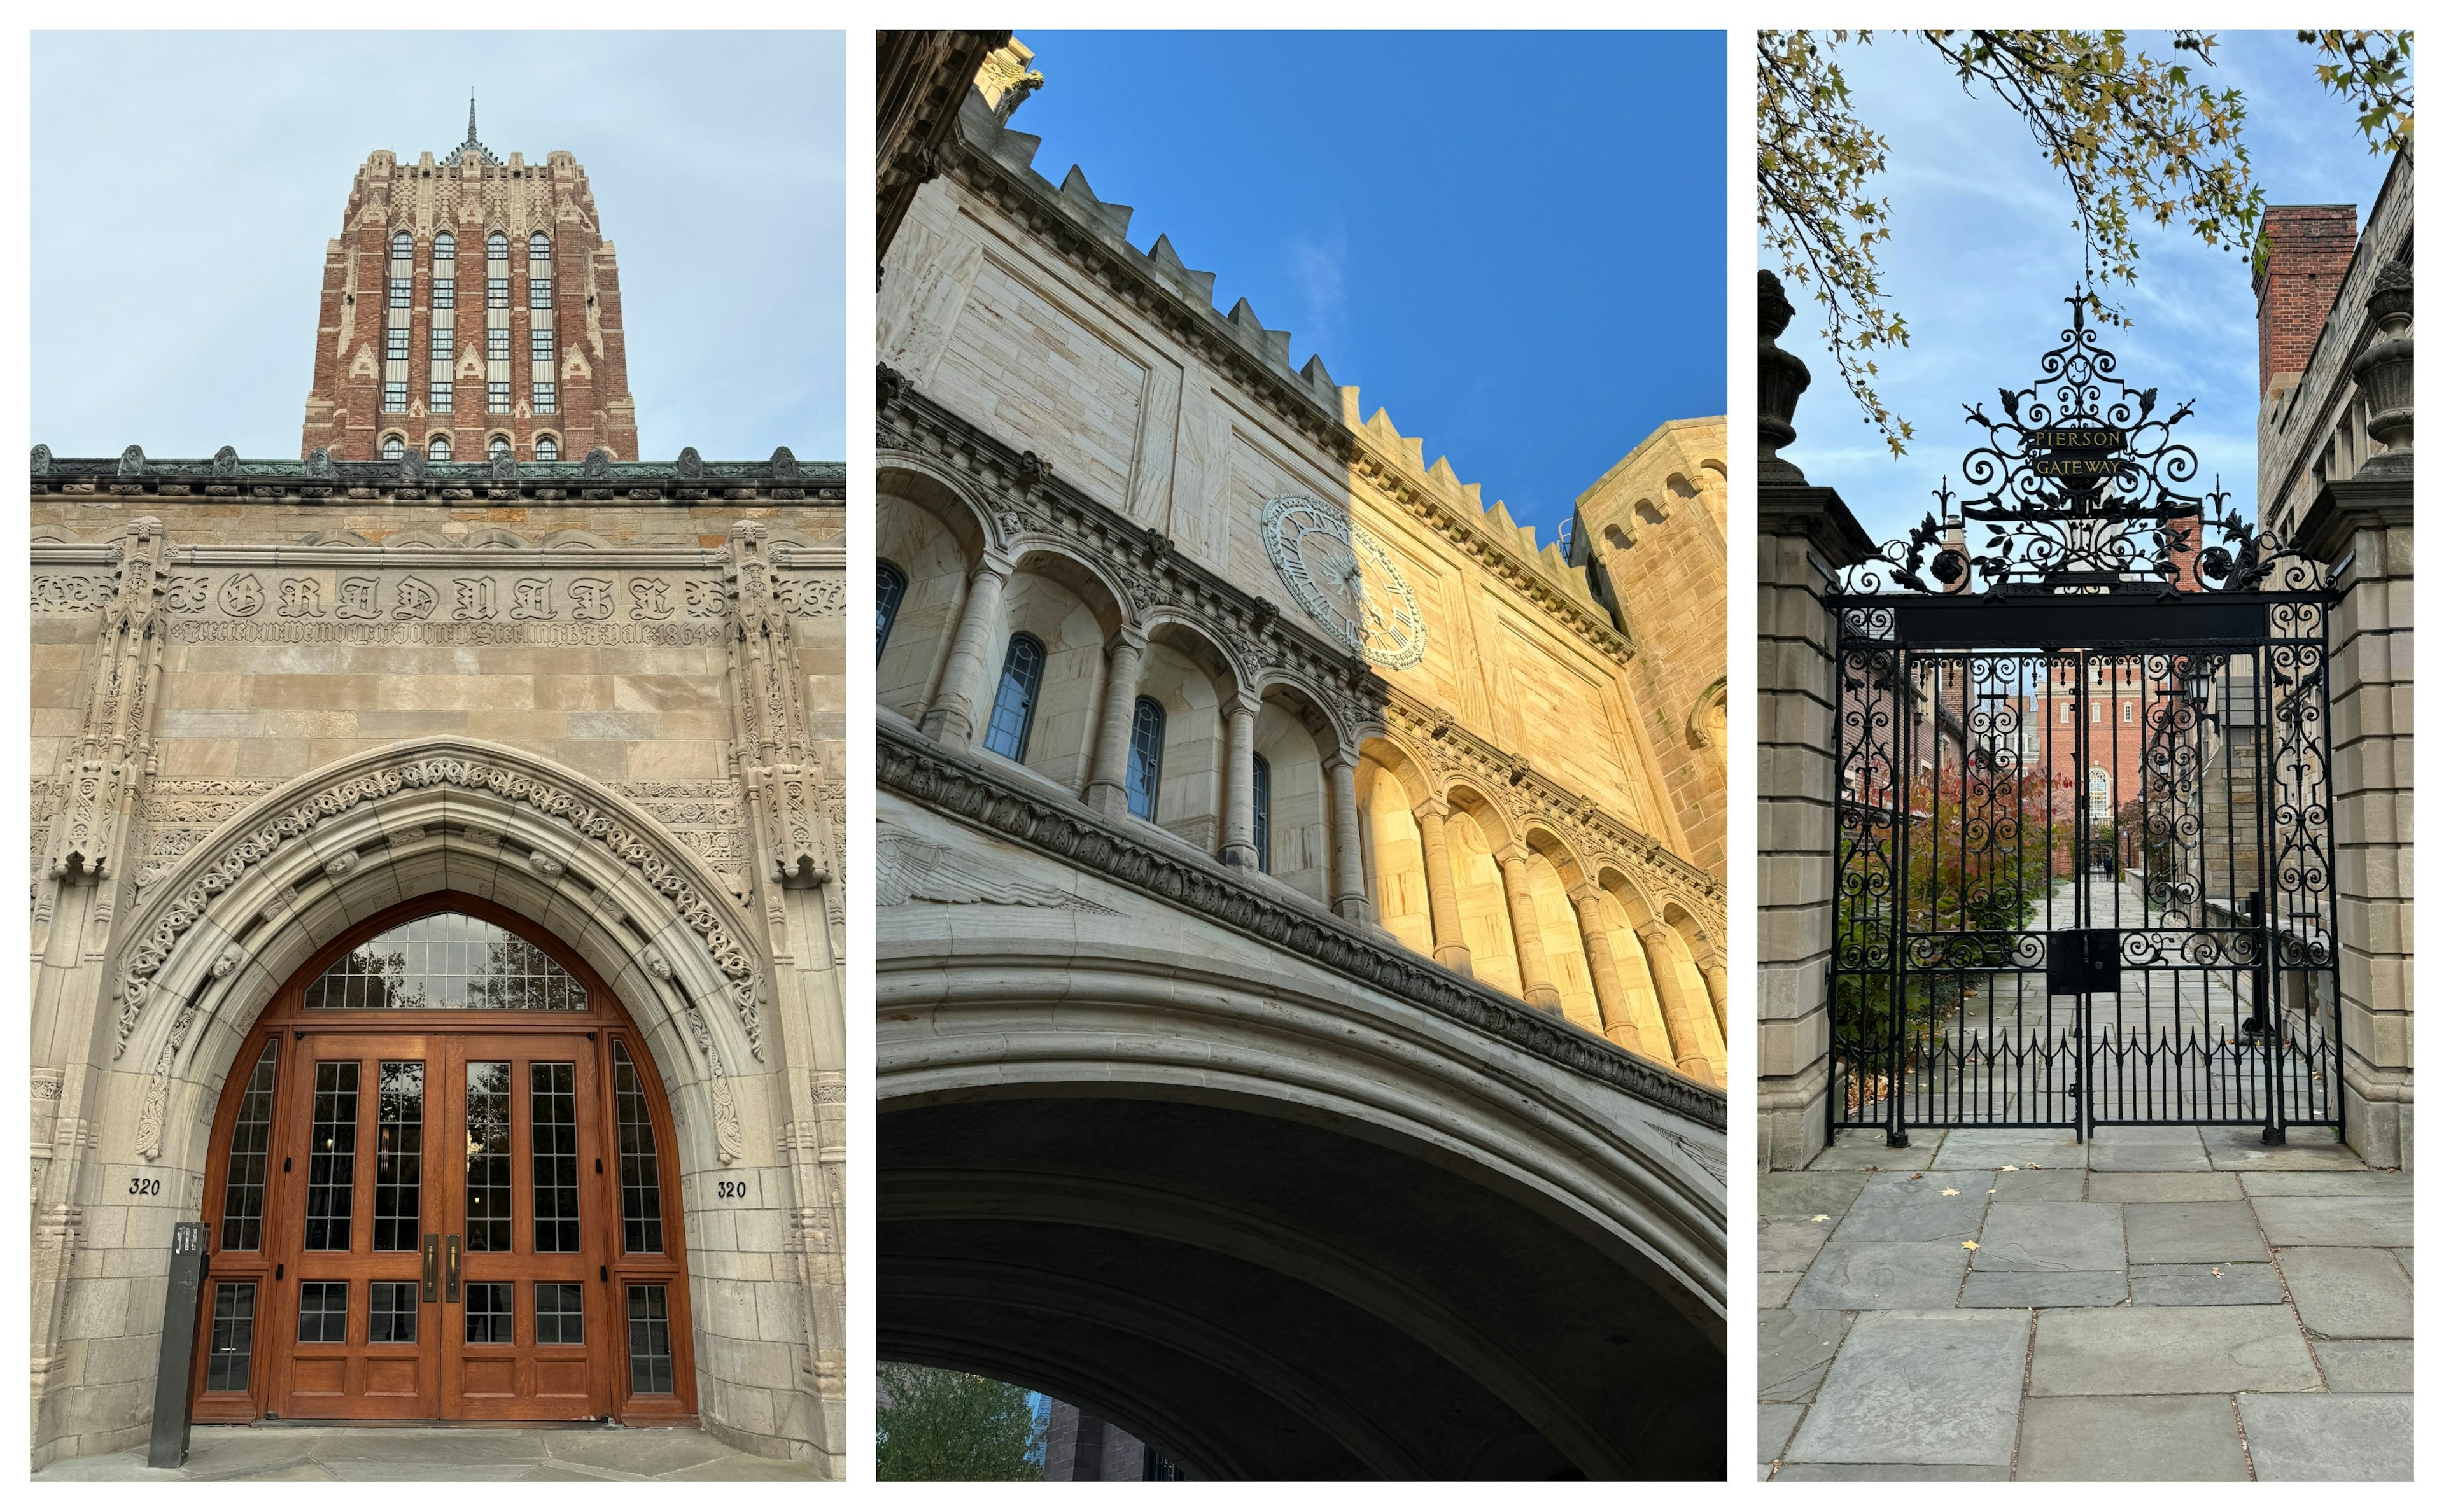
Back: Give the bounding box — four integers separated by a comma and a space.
30, 444, 52, 476
118, 444, 146, 477
769, 445, 799, 479
2354, 257, 2413, 474
582, 448, 612, 479
305, 448, 334, 480
676, 447, 705, 479
211, 445, 240, 476
976, 38, 1043, 123
1759, 272, 1814, 485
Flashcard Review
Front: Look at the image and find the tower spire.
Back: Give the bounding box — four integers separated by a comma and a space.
467, 90, 478, 147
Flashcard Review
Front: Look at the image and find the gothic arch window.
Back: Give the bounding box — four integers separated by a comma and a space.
488, 435, 512, 461
876, 559, 908, 661
301, 911, 587, 1012
381, 434, 406, 461
426, 434, 452, 462
533, 435, 559, 462
982, 633, 1045, 761
1127, 697, 1166, 821
1252, 753, 1272, 872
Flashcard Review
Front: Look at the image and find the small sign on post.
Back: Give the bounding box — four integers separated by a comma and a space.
146, 1221, 209, 1470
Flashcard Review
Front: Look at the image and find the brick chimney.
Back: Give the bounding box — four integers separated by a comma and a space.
2253, 204, 2358, 410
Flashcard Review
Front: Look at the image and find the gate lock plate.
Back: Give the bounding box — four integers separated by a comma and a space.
2047, 929, 2121, 995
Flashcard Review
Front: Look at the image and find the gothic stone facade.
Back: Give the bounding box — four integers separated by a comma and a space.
302, 114, 639, 465
28, 448, 848, 1470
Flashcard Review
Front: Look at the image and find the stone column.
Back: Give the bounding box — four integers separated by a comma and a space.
1493, 846, 1564, 1014
1640, 920, 1719, 1083
1082, 626, 1149, 817
1757, 270, 1876, 1168
1220, 690, 1260, 866
1325, 749, 1370, 922
1696, 951, 1730, 1039
1569, 885, 1648, 1058
1411, 797, 1473, 975
918, 554, 1011, 748
2297, 258, 2413, 1166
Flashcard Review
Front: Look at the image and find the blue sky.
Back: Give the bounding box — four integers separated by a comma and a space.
31, 31, 844, 462
1763, 29, 2394, 544
1011, 31, 1728, 545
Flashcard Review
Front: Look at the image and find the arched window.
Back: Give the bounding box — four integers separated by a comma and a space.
1251, 754, 1271, 872
383, 232, 414, 411
381, 435, 405, 461
426, 435, 452, 462
434, 230, 455, 259
302, 911, 587, 1013
876, 560, 908, 661
981, 633, 1044, 761
485, 234, 512, 412
1127, 697, 1166, 820
528, 232, 551, 261
488, 436, 511, 461
533, 435, 558, 462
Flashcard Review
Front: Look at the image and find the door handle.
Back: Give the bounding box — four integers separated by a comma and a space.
422, 1234, 440, 1302
444, 1234, 461, 1303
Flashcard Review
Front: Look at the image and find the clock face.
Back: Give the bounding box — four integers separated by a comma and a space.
1261, 495, 1428, 671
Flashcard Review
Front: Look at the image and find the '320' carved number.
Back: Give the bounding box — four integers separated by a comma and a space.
715, 1180, 747, 1200
127, 1177, 162, 1197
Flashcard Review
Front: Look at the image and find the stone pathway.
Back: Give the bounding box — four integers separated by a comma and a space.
1761, 1124, 2411, 1481
33, 1424, 822, 1481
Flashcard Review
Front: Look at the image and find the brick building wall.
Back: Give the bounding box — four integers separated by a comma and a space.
302, 109, 638, 465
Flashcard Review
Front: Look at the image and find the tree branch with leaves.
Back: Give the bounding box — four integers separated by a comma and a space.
1759, 30, 2412, 454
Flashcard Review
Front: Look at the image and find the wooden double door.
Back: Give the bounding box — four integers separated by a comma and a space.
193, 899, 694, 1425
277, 1029, 607, 1419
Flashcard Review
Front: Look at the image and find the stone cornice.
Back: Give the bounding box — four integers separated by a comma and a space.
31, 445, 846, 506
880, 719, 1728, 1130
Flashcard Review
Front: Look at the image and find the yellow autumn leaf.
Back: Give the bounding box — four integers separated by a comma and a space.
1962, 1240, 1979, 1250
1942, 1188, 1961, 1196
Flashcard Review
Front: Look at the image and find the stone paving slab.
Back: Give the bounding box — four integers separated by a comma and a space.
1760, 1170, 1872, 1218
1783, 1310, 2030, 1467
2130, 1262, 2286, 1306
1792, 1242, 1972, 1310
1990, 1167, 2085, 1202
31, 1426, 822, 1482
1807, 1133, 1938, 1170
2088, 1171, 2241, 1203
2030, 1305, 2321, 1396
1832, 1177, 1987, 1242
1958, 1270, 2125, 1308
2253, 1196, 2413, 1247
1775, 1462, 2013, 1480
1759, 1271, 1802, 1309
2124, 1200, 2268, 1264
1759, 1309, 1851, 1404
2240, 1170, 2413, 1197
2236, 1393, 2413, 1480
1932, 1130, 2086, 1166
2394, 1248, 2413, 1277
1973, 1201, 2124, 1271
2312, 1339, 2413, 1392
2205, 1126, 2367, 1172
1758, 1403, 1803, 1464
2012, 1394, 2250, 1481
1760, 1217, 1836, 1271
2088, 1128, 2209, 1172
2277, 1247, 2414, 1338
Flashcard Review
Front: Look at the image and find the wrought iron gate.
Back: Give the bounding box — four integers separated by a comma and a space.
1828, 297, 2340, 1144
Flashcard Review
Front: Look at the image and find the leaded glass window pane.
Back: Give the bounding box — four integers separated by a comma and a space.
428, 435, 452, 462
626, 1284, 673, 1394
297, 1280, 348, 1343
1127, 697, 1166, 820
220, 1041, 278, 1250
369, 1280, 418, 1342
372, 1060, 423, 1251
206, 1282, 256, 1392
304, 1062, 358, 1251
535, 1282, 584, 1345
531, 1061, 579, 1252
1252, 754, 1272, 874
982, 633, 1044, 761
465, 1281, 512, 1343
465, 1061, 512, 1252
300, 912, 586, 1014
613, 1043, 663, 1254
534, 437, 558, 462
876, 561, 906, 660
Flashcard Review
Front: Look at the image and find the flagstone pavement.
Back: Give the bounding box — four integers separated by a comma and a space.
1760, 1124, 2411, 1481
33, 1424, 822, 1481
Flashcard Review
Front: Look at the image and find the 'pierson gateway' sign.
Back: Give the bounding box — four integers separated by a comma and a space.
2028, 426, 2128, 479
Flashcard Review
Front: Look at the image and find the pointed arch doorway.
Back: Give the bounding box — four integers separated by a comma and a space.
189, 893, 697, 1426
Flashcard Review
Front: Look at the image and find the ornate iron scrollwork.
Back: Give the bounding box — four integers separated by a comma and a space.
1840, 293, 2324, 597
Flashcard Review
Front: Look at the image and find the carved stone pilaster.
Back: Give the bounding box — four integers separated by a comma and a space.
722, 522, 831, 891
44, 519, 167, 888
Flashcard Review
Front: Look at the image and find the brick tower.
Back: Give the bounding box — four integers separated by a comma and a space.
301, 100, 640, 463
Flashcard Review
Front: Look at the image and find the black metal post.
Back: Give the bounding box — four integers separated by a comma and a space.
146, 1222, 210, 1470
1886, 648, 1912, 1147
